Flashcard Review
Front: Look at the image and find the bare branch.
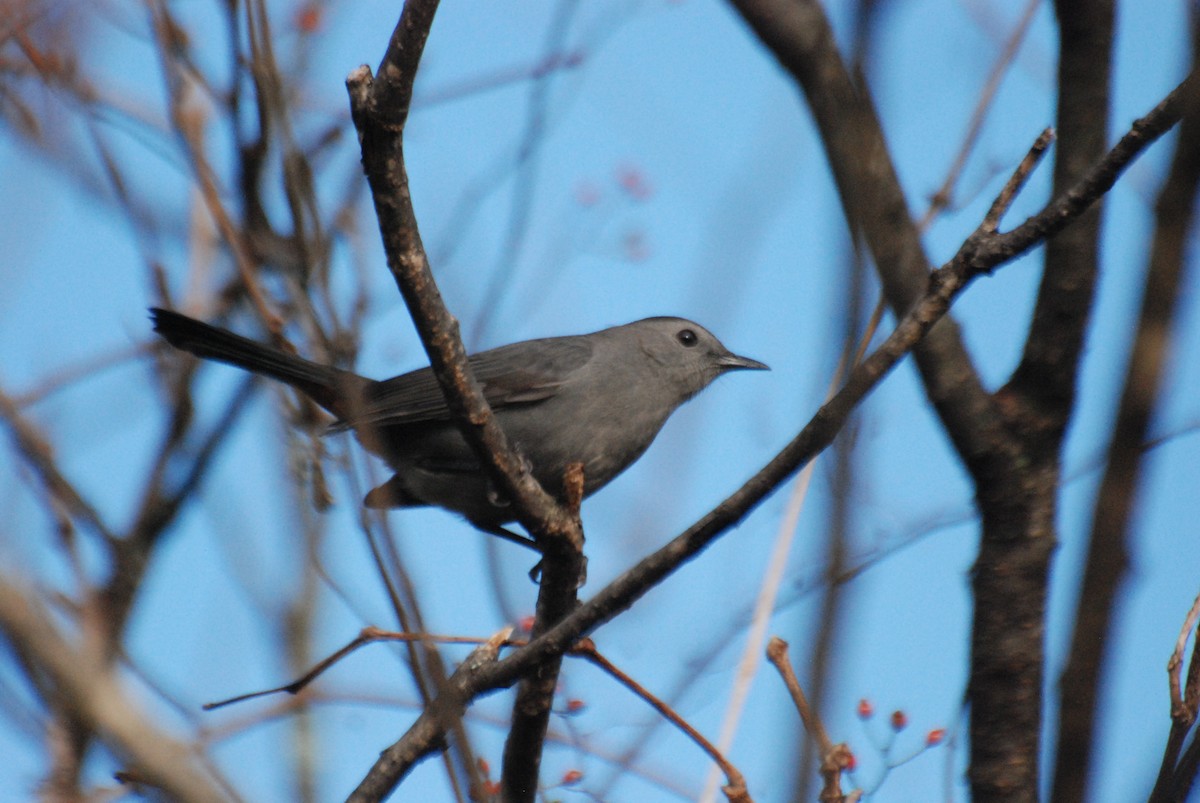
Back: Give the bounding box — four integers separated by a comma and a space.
1169, 592, 1200, 722
918, 0, 1042, 230
1152, 591, 1200, 803
203, 627, 497, 711
346, 628, 511, 802
468, 88, 1179, 718
580, 640, 751, 803
766, 638, 855, 803
0, 578, 230, 803
728, 0, 1005, 473
345, 0, 577, 546
1056, 38, 1200, 800
0, 387, 116, 544
344, 3, 585, 797
728, 0, 1189, 794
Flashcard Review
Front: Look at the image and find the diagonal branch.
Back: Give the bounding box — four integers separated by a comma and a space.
729, 0, 1190, 794
346, 628, 512, 802
350, 86, 1181, 792
1054, 38, 1200, 802
0, 387, 117, 544
343, 2, 584, 799
349, 112, 1180, 796
342, 4, 1186, 796
728, 0, 1007, 477
0, 577, 230, 803
478, 85, 1181, 761
344, 0, 576, 547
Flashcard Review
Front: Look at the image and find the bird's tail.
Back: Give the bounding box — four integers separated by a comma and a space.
149, 307, 362, 415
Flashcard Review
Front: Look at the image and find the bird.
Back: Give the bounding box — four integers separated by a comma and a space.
150, 308, 766, 537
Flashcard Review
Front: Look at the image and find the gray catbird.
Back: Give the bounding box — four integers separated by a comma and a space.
150, 308, 766, 531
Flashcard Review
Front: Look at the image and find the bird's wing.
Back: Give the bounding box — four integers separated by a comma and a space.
333, 335, 593, 430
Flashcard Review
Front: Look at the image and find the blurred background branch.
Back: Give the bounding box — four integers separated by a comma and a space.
0, 1, 1196, 800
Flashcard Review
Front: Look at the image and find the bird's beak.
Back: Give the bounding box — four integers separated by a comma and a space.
717, 352, 769, 372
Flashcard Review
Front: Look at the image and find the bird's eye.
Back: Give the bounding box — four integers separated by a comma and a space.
676, 329, 698, 347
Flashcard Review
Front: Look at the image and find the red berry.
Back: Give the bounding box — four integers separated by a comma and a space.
295, 4, 321, 32
616, 165, 653, 200
574, 181, 602, 207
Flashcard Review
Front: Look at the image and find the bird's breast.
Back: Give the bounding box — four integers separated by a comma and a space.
496, 383, 676, 496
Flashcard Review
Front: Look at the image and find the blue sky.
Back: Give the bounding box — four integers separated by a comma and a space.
0, 1, 1196, 800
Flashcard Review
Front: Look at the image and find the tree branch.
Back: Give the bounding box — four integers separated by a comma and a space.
344, 2, 584, 798
1056, 30, 1200, 802
728, 0, 1190, 795
0, 577, 230, 803
350, 90, 1179, 791
728, 0, 1008, 477
342, 4, 1187, 796
346, 628, 511, 802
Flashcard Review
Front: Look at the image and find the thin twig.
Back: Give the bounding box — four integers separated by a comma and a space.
1169, 591, 1200, 721
0, 577, 230, 803
148, 0, 283, 340
345, 628, 511, 803
766, 639, 855, 803
0, 387, 117, 544
1151, 589, 1200, 802
702, 455, 816, 802
468, 88, 1173, 700
203, 627, 500, 711
344, 66, 1185, 802
918, 0, 1042, 230
577, 640, 751, 802
980, 128, 1055, 233
704, 282, 884, 802
766, 638, 834, 755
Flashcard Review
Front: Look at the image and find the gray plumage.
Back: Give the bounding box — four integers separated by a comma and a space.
150, 308, 766, 527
